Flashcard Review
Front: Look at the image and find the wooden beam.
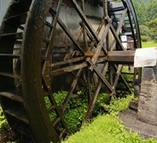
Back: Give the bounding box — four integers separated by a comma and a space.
108, 50, 135, 64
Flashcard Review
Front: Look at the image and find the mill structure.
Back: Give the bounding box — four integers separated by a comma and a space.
0, 0, 141, 142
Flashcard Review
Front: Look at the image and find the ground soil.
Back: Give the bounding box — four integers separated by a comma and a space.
0, 129, 17, 143
119, 109, 157, 139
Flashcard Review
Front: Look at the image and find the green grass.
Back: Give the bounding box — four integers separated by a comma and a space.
0, 107, 10, 130
142, 41, 157, 48
62, 95, 157, 143
63, 114, 157, 143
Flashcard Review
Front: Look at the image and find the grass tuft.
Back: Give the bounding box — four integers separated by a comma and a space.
62, 95, 157, 143
142, 41, 157, 48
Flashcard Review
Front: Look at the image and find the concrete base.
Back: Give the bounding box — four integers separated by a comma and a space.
137, 67, 157, 126
138, 83, 157, 126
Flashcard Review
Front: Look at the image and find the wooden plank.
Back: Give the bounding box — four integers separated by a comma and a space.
0, 72, 21, 79
50, 57, 85, 67
51, 62, 87, 76
5, 12, 28, 24
0, 53, 20, 58
0, 91, 23, 102
110, 8, 127, 51
0, 32, 23, 39
5, 109, 29, 124
108, 50, 135, 64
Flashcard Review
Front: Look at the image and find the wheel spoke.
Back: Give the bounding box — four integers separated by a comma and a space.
0, 0, 142, 142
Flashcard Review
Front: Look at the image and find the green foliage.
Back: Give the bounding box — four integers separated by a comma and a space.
140, 25, 150, 36
142, 41, 157, 48
62, 96, 157, 143
145, 0, 157, 22
132, 0, 157, 42
45, 91, 88, 133
141, 35, 150, 42
102, 95, 134, 114
93, 93, 110, 115
132, 0, 147, 25
45, 86, 113, 133
147, 18, 157, 41
64, 106, 87, 133
0, 107, 10, 130
132, 0, 157, 24
53, 91, 69, 106
96, 93, 110, 107
63, 94, 88, 133
45, 90, 111, 133
121, 66, 134, 83
140, 25, 151, 42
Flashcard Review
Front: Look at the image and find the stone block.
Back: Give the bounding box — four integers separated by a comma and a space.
138, 67, 157, 126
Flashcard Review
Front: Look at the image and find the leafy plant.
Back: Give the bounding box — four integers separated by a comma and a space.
0, 107, 18, 142
102, 95, 134, 114
44, 89, 111, 133
92, 93, 111, 116
62, 95, 157, 143
147, 18, 157, 41
0, 107, 10, 130
45, 91, 88, 133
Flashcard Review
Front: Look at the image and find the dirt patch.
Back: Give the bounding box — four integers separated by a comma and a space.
119, 109, 157, 139
0, 129, 17, 143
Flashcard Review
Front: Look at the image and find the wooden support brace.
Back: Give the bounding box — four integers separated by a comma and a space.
49, 8, 84, 54
51, 62, 87, 76
62, 69, 83, 112
71, 0, 100, 42
110, 8, 127, 51
84, 62, 109, 121
86, 58, 113, 93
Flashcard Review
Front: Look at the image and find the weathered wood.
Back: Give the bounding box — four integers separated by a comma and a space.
0, 0, 142, 141
87, 58, 113, 92
110, 8, 127, 51
62, 69, 83, 112
58, 18, 84, 54
113, 64, 132, 93
91, 23, 110, 65
50, 57, 85, 67
51, 62, 87, 76
72, 0, 99, 42
0, 91, 23, 102
85, 62, 109, 120
108, 50, 135, 64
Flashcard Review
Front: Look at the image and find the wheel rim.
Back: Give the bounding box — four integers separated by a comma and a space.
0, 0, 141, 142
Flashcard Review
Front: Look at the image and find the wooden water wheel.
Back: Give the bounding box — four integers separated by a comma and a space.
0, 0, 141, 142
